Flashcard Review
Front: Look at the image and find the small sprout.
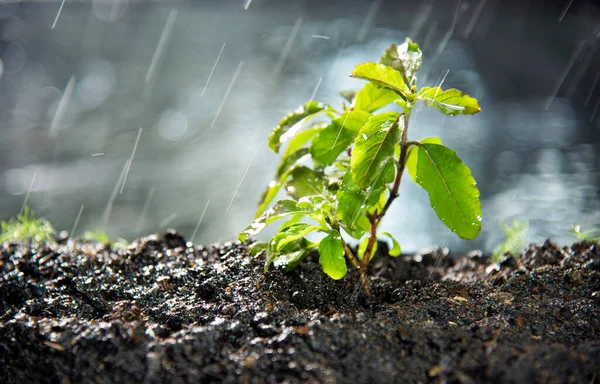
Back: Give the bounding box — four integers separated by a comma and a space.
569, 224, 600, 243
0, 206, 56, 243
492, 219, 529, 262
83, 230, 129, 250
240, 38, 482, 295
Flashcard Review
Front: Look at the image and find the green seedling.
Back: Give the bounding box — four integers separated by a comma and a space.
240, 38, 482, 294
0, 206, 56, 243
569, 224, 600, 243
492, 218, 528, 262
83, 230, 129, 250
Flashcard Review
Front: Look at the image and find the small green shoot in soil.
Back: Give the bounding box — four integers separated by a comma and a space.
0, 206, 56, 243
83, 230, 129, 250
492, 218, 528, 262
240, 38, 482, 294
569, 224, 600, 243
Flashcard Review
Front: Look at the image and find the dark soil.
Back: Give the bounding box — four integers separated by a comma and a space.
1, 230, 599, 383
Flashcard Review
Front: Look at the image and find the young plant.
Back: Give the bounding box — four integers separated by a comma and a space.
492, 218, 529, 262
0, 206, 56, 243
240, 38, 482, 294
569, 224, 600, 243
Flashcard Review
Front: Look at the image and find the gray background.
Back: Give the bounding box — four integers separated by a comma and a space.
0, 0, 599, 252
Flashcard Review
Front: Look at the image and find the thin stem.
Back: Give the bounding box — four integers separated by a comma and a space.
358, 110, 412, 294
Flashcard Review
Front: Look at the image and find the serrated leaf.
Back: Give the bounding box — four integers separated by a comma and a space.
337, 162, 393, 234
240, 199, 309, 242
358, 235, 378, 261
406, 137, 443, 181
283, 125, 325, 158
318, 233, 347, 280
266, 237, 318, 272
351, 112, 401, 189
271, 222, 321, 252
411, 143, 482, 240
381, 232, 401, 256
286, 166, 326, 200
418, 87, 481, 116
268, 101, 332, 153
310, 111, 370, 167
353, 82, 401, 113
380, 39, 422, 86
350, 63, 409, 99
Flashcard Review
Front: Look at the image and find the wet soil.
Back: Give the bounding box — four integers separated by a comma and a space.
1, 230, 599, 383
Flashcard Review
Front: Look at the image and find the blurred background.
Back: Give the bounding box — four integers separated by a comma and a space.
0, 0, 599, 252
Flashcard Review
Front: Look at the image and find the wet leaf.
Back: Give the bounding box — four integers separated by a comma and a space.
418, 87, 481, 116
266, 237, 318, 272
406, 137, 443, 182
268, 101, 332, 153
240, 200, 309, 242
247, 241, 268, 256
318, 233, 347, 280
381, 232, 401, 256
350, 63, 409, 99
286, 166, 326, 200
358, 235, 378, 261
283, 125, 325, 158
351, 112, 401, 189
310, 110, 370, 167
337, 162, 394, 235
411, 143, 482, 240
271, 222, 321, 252
379, 38, 422, 86
353, 82, 400, 113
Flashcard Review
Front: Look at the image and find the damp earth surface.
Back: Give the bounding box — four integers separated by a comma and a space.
1, 230, 599, 383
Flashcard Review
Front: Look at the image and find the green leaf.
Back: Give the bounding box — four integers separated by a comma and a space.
381, 232, 401, 256
318, 233, 347, 280
283, 125, 325, 158
406, 137, 443, 182
271, 222, 321, 252
247, 241, 268, 255
268, 101, 332, 153
379, 39, 422, 86
411, 143, 482, 240
358, 235, 378, 261
418, 87, 481, 116
286, 166, 326, 200
350, 112, 401, 189
266, 237, 318, 272
350, 63, 409, 99
310, 111, 370, 167
337, 162, 393, 233
255, 149, 311, 217
240, 199, 309, 242
353, 82, 401, 113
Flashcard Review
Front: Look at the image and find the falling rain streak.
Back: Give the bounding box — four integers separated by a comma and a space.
51, 0, 66, 30
309, 77, 323, 101
545, 40, 585, 111
120, 128, 143, 194
558, 0, 574, 22
464, 0, 487, 38
103, 160, 129, 229
160, 212, 178, 228
356, 0, 382, 43
20, 172, 37, 215
144, 8, 178, 96
273, 17, 303, 80
49, 75, 75, 137
136, 188, 155, 234
70, 205, 84, 237
201, 43, 226, 97
191, 200, 211, 243
211, 61, 244, 128
226, 152, 256, 212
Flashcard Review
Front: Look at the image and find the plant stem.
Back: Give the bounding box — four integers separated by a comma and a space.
358, 110, 411, 294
